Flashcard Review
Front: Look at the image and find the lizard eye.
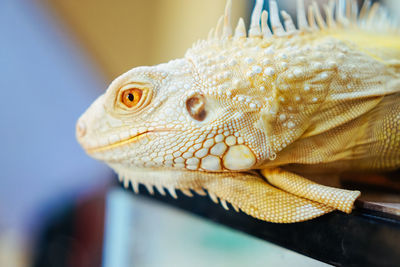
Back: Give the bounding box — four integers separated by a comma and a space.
121, 88, 142, 108
186, 94, 206, 121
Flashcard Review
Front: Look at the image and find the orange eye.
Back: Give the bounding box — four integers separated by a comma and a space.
121, 88, 142, 108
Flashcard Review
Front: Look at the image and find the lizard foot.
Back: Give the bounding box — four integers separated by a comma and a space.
261, 168, 361, 213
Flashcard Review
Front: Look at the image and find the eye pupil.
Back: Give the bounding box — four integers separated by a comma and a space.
121, 88, 143, 108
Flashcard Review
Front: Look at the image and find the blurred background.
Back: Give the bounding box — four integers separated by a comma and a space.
0, 0, 397, 266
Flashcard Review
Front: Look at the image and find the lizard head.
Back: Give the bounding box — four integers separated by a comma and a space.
76, 56, 262, 173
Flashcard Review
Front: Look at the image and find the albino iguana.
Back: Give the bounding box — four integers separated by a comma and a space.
76, 0, 400, 223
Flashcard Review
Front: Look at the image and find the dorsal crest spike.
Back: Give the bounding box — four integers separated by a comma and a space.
234, 17, 246, 39
261, 10, 272, 38
297, 0, 309, 30
207, 28, 215, 41
307, 5, 317, 29
312, 1, 327, 29
345, 0, 352, 19
269, 0, 285, 35
281, 10, 297, 33
359, 0, 371, 20
350, 0, 358, 22
367, 2, 380, 23
323, 0, 336, 28
336, 0, 349, 26
222, 0, 233, 38
249, 0, 264, 37
335, 0, 341, 21
215, 16, 224, 39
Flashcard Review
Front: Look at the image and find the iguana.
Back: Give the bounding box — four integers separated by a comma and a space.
76, 0, 400, 223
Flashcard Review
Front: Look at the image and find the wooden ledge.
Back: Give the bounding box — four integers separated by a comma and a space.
120, 179, 400, 267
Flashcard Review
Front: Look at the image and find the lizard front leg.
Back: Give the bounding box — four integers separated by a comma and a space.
260, 168, 361, 213
114, 166, 334, 223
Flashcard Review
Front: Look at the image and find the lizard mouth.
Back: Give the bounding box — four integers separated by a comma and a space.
86, 131, 157, 154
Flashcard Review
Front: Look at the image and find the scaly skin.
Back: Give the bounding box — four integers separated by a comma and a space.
76, 0, 400, 223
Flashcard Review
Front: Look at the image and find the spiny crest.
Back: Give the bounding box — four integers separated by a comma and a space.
186, 0, 398, 100
199, 0, 399, 44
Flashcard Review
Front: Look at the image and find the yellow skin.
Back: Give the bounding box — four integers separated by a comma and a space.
76, 0, 400, 223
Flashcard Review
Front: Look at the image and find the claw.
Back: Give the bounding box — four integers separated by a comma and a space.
194, 188, 207, 196
144, 184, 154, 195
231, 204, 240, 212
123, 177, 129, 188
208, 192, 219, 203
167, 187, 178, 199
180, 189, 193, 197
220, 199, 230, 210
132, 181, 139, 194
155, 185, 166, 196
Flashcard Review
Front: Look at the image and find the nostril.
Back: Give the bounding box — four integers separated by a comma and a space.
76, 120, 87, 138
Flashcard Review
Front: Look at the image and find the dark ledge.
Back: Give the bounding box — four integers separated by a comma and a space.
118, 182, 400, 267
